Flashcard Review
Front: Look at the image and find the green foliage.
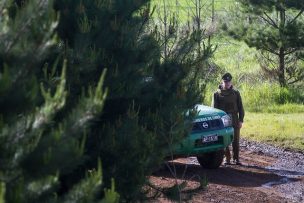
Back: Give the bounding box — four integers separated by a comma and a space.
62, 159, 101, 203
101, 179, 120, 203
241, 83, 304, 112
223, 0, 304, 87
1, 0, 215, 202
162, 181, 187, 202
0, 182, 4, 203
0, 0, 119, 202
53, 0, 214, 201
242, 112, 304, 151
205, 82, 304, 113
95, 108, 163, 200
198, 174, 208, 190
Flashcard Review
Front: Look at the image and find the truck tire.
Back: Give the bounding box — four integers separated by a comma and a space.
197, 149, 224, 169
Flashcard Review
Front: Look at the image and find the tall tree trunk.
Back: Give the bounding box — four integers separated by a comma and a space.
278, 9, 286, 87
278, 47, 286, 87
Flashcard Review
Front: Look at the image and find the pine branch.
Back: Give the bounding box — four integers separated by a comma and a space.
33, 60, 67, 130
0, 60, 67, 175
261, 12, 279, 29
4, 0, 52, 54
284, 48, 299, 56
289, 9, 304, 25
70, 69, 108, 135
62, 160, 102, 203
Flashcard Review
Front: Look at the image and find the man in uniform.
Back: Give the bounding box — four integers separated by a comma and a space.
212, 73, 244, 165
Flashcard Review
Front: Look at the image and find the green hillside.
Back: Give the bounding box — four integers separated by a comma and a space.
152, 0, 259, 79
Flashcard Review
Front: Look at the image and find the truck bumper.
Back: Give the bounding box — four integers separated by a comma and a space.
173, 127, 234, 156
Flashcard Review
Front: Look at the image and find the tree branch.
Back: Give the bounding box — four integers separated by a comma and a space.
289, 9, 304, 25
260, 52, 277, 69
284, 48, 299, 56
261, 12, 279, 29
288, 75, 304, 84
260, 44, 279, 55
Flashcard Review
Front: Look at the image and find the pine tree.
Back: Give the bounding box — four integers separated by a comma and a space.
1, 0, 215, 201
0, 0, 118, 202
224, 0, 304, 87
54, 0, 215, 201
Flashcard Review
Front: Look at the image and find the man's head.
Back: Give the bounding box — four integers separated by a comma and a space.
221, 72, 232, 89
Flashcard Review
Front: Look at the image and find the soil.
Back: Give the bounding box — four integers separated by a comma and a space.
148, 139, 304, 203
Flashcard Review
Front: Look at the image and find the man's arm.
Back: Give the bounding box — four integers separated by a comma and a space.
212, 92, 219, 108
236, 91, 244, 122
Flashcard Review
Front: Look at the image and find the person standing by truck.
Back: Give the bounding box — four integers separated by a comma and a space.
212, 73, 245, 165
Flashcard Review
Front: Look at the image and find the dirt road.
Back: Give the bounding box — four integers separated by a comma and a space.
149, 139, 304, 203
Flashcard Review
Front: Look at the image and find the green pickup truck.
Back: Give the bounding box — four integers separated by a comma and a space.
172, 104, 234, 169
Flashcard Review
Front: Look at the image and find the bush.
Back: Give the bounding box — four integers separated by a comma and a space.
205, 82, 304, 113
240, 83, 304, 113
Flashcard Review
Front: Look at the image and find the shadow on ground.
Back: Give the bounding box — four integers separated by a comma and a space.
152, 161, 301, 188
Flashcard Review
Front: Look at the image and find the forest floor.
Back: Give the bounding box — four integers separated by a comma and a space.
148, 139, 304, 203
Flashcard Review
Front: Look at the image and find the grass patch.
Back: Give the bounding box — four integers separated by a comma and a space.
152, 0, 236, 22
260, 104, 304, 114
241, 83, 304, 113
212, 37, 260, 78
204, 83, 304, 113
242, 112, 304, 151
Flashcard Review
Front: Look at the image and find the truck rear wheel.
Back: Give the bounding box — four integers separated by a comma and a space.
197, 149, 224, 169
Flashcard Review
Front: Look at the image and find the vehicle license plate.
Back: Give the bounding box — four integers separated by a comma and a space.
202, 135, 218, 143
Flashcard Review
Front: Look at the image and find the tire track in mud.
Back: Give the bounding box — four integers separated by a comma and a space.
149, 139, 304, 203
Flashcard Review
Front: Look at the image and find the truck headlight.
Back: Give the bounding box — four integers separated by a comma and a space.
221, 114, 232, 127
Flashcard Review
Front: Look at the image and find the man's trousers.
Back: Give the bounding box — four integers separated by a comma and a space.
224, 126, 240, 161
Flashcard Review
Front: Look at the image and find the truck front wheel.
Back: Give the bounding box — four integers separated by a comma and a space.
197, 149, 224, 169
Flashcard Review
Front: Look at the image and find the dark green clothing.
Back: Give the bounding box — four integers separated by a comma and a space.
225, 127, 240, 161
212, 86, 244, 126
212, 85, 244, 161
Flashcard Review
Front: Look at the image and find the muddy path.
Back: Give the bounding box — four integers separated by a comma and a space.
148, 139, 304, 203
